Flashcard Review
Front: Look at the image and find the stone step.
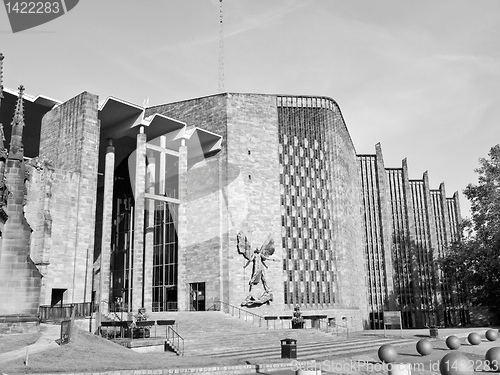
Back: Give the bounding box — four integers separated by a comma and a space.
147, 311, 404, 360
192, 336, 372, 354
165, 339, 182, 355
182, 331, 344, 350
196, 337, 415, 360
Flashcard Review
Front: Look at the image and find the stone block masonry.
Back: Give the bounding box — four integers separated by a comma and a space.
32, 91, 100, 305
147, 95, 228, 310
225, 93, 283, 314
19, 360, 313, 375
184, 156, 224, 308
0, 157, 42, 316
24, 160, 53, 306
0, 84, 43, 317
148, 93, 370, 319
149, 93, 284, 314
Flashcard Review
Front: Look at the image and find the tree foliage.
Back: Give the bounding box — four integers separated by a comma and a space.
440, 145, 500, 311
465, 144, 500, 246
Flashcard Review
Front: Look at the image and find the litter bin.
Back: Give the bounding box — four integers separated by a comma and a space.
429, 327, 439, 338
281, 338, 297, 359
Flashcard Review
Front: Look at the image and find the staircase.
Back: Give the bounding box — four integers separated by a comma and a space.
149, 311, 415, 361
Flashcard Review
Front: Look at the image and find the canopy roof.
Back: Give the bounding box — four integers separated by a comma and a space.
97, 96, 223, 175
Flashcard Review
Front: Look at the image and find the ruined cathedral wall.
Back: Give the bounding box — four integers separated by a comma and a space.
0, 159, 42, 316
24, 161, 51, 305
0, 85, 42, 317
25, 163, 46, 265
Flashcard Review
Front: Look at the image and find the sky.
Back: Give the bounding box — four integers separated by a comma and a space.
1, 0, 500, 218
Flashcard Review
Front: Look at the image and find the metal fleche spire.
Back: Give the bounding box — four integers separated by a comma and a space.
0, 54, 5, 150
0, 53, 4, 103
218, 0, 225, 93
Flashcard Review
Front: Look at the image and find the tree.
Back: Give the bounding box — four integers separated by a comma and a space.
465, 144, 500, 246
440, 145, 500, 314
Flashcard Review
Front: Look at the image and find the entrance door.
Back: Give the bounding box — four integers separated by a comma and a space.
189, 283, 205, 311
51, 288, 66, 307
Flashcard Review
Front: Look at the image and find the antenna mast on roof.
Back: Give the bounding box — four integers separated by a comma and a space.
0, 54, 4, 147
0, 53, 4, 107
218, 0, 225, 93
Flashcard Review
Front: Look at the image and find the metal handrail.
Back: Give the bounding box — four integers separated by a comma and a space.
210, 301, 265, 327
167, 325, 184, 356
318, 318, 350, 337
39, 302, 96, 322
318, 318, 329, 332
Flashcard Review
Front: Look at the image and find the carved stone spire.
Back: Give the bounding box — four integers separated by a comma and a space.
0, 123, 6, 159
9, 85, 25, 160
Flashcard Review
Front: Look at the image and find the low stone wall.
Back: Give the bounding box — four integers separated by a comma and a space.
0, 315, 40, 335
33, 360, 313, 375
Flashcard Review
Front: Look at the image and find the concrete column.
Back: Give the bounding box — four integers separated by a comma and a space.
438, 182, 450, 325
452, 192, 462, 229
423, 172, 438, 250
99, 139, 114, 315
440, 183, 451, 245
219, 151, 229, 306
132, 127, 147, 312
450, 191, 462, 324
402, 158, 423, 327
177, 138, 188, 311
423, 171, 442, 325
375, 143, 396, 310
143, 151, 155, 312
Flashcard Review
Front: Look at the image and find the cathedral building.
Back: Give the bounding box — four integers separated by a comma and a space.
0, 53, 465, 331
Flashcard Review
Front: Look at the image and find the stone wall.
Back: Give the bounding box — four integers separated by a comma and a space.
0, 316, 40, 334
0, 158, 42, 316
276, 96, 368, 326
25, 161, 52, 305
183, 156, 223, 309
328, 101, 368, 318
149, 93, 368, 319
30, 91, 100, 305
148, 94, 284, 314
147, 95, 227, 311
225, 94, 283, 314
358, 150, 396, 328
147, 95, 228, 148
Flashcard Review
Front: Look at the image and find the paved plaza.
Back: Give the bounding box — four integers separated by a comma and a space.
1, 321, 499, 375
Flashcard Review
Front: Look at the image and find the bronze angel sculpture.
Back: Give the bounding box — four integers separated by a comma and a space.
237, 231, 278, 307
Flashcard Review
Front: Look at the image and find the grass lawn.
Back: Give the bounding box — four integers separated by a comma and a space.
0, 332, 42, 354
1, 329, 260, 373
